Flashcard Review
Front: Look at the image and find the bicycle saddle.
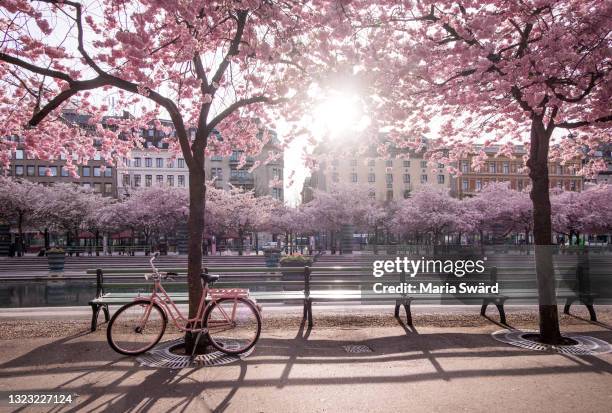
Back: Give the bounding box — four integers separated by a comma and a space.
201, 272, 220, 283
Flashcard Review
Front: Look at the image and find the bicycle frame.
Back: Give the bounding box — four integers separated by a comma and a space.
134, 254, 247, 334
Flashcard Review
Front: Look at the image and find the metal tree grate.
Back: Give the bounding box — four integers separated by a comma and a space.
342, 344, 373, 353
492, 329, 612, 355
137, 338, 254, 369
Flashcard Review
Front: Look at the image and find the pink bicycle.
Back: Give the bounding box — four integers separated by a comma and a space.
106, 253, 261, 356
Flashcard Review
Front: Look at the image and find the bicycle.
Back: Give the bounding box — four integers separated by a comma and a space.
106, 252, 262, 356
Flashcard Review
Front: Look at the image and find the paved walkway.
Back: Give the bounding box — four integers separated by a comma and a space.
0, 309, 611, 412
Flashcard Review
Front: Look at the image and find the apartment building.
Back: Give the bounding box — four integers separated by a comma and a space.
3, 108, 121, 197
306, 145, 452, 202
455, 146, 583, 197
117, 124, 284, 201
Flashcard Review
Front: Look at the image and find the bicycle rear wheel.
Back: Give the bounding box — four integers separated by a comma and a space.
107, 300, 167, 356
204, 297, 261, 355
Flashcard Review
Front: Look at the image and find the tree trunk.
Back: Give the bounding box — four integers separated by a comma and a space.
17, 212, 23, 257
238, 229, 244, 256
528, 117, 562, 344
44, 228, 49, 250
185, 165, 207, 353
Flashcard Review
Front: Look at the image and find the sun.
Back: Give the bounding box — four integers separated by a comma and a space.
312, 92, 370, 137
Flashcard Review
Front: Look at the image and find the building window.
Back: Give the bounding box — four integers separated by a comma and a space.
438, 163, 444, 169
148, 129, 155, 137
272, 187, 282, 199
385, 160, 393, 167
167, 175, 174, 186
178, 158, 185, 168
503, 162, 509, 174
145, 175, 152, 187
134, 158, 142, 167
488, 162, 496, 173
462, 179, 469, 190
403, 160, 411, 167
48, 166, 58, 176
386, 173, 393, 183
368, 159, 375, 167
156, 158, 163, 168
123, 174, 130, 187
93, 167, 101, 177
476, 180, 482, 191
211, 167, 223, 180
403, 189, 410, 199
386, 190, 394, 201
122, 157, 130, 167
570, 180, 576, 191
27, 165, 36, 176
156, 175, 163, 185
368, 173, 375, 183
94, 183, 102, 193
272, 167, 281, 180
15, 165, 24, 176
166, 159, 174, 168
350, 159, 358, 166
104, 167, 112, 177
403, 174, 410, 183
420, 174, 427, 183
15, 149, 24, 159
93, 152, 102, 161
104, 183, 112, 194
437, 175, 445, 184
211, 155, 223, 161
38, 166, 47, 176
82, 166, 91, 177
178, 175, 185, 187
368, 190, 376, 199
518, 179, 523, 191
145, 158, 152, 168
351, 173, 358, 183
82, 183, 91, 189
461, 160, 469, 173
134, 175, 141, 187
420, 161, 427, 168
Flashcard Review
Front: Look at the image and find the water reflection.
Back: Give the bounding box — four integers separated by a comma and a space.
0, 280, 95, 307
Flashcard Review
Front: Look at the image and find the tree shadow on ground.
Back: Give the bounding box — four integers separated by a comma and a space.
1, 320, 612, 412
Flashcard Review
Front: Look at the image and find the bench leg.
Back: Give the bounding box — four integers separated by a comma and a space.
480, 299, 489, 317
563, 297, 574, 314
585, 303, 597, 322
102, 304, 110, 322
496, 303, 507, 325
394, 302, 400, 318
90, 304, 101, 332
403, 301, 412, 326
306, 299, 313, 327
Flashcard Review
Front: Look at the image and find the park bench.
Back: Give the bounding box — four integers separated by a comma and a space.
87, 265, 511, 330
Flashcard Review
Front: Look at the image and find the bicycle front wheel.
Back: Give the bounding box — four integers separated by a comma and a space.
107, 300, 167, 356
204, 297, 261, 355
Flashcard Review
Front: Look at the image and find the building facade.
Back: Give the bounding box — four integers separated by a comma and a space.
455, 146, 583, 197
307, 152, 452, 202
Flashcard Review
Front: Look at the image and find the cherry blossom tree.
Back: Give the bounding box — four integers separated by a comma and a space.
0, 0, 352, 346
463, 182, 533, 245
0, 177, 47, 255
394, 187, 461, 245
353, 0, 612, 343
305, 183, 375, 251
552, 185, 612, 242
114, 186, 189, 252
35, 183, 107, 254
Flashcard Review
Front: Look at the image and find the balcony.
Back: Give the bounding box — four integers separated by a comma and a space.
229, 175, 254, 185
229, 156, 255, 166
